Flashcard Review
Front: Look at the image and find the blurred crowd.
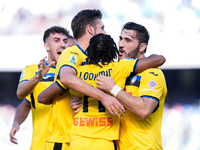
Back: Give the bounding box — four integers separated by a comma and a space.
162, 103, 200, 150
1, 103, 200, 150
0, 0, 200, 35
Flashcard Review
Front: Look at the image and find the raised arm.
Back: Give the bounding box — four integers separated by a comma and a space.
10, 100, 31, 144
136, 54, 165, 73
17, 57, 55, 99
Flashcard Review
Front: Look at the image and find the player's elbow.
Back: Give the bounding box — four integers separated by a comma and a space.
16, 90, 25, 99
139, 113, 149, 120
38, 94, 45, 104
138, 110, 151, 120
157, 55, 166, 67
60, 77, 71, 87
38, 94, 52, 105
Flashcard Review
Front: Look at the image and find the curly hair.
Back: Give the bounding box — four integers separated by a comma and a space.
86, 34, 119, 67
43, 26, 69, 43
71, 9, 102, 39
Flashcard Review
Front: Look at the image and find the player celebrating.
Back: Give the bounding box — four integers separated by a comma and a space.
9, 26, 70, 150
69, 33, 165, 150
96, 22, 167, 149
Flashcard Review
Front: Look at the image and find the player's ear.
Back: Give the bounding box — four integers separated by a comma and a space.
139, 43, 147, 53
87, 24, 94, 35
44, 43, 50, 52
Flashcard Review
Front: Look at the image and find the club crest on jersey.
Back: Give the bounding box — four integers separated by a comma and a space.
70, 55, 77, 65
130, 76, 137, 85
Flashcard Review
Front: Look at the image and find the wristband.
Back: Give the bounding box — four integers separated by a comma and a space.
111, 85, 122, 97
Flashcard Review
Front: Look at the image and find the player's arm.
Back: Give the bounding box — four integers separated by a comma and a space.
38, 82, 63, 104
17, 78, 40, 99
59, 66, 125, 117
17, 57, 55, 99
96, 76, 158, 119
10, 100, 31, 144
136, 54, 165, 73
113, 89, 157, 119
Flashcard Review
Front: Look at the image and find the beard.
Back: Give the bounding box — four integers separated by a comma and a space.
126, 44, 140, 59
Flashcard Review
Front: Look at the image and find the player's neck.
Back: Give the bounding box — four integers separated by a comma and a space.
46, 57, 52, 64
76, 35, 91, 51
137, 53, 145, 59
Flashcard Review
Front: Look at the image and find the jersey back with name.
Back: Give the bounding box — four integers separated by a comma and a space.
70, 59, 138, 140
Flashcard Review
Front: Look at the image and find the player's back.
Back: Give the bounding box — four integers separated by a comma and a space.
70, 59, 138, 140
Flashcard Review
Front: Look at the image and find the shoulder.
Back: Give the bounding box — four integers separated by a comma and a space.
19, 64, 37, 81
23, 64, 38, 71
119, 58, 137, 62
118, 58, 137, 63
142, 68, 163, 74
61, 45, 86, 57
117, 58, 138, 68
140, 68, 166, 82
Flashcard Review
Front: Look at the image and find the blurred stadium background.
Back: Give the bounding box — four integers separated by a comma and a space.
0, 0, 200, 149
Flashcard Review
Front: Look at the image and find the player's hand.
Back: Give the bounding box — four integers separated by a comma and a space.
70, 95, 82, 114
37, 57, 55, 80
10, 123, 20, 144
96, 76, 116, 93
101, 95, 125, 117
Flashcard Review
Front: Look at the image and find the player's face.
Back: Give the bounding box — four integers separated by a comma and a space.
94, 19, 107, 35
47, 33, 68, 63
118, 29, 140, 60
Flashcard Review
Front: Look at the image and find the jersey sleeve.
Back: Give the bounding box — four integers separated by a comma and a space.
138, 68, 166, 102
19, 65, 37, 83
119, 58, 138, 77
24, 94, 31, 104
56, 46, 85, 73
55, 46, 87, 90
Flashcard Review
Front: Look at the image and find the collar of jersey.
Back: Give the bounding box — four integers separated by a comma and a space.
76, 44, 88, 56
45, 61, 56, 69
81, 60, 109, 66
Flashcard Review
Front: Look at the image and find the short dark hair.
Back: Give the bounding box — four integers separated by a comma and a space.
43, 26, 69, 43
71, 9, 102, 39
86, 34, 118, 67
122, 22, 149, 53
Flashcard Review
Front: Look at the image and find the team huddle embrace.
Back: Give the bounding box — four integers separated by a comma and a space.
10, 9, 167, 150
